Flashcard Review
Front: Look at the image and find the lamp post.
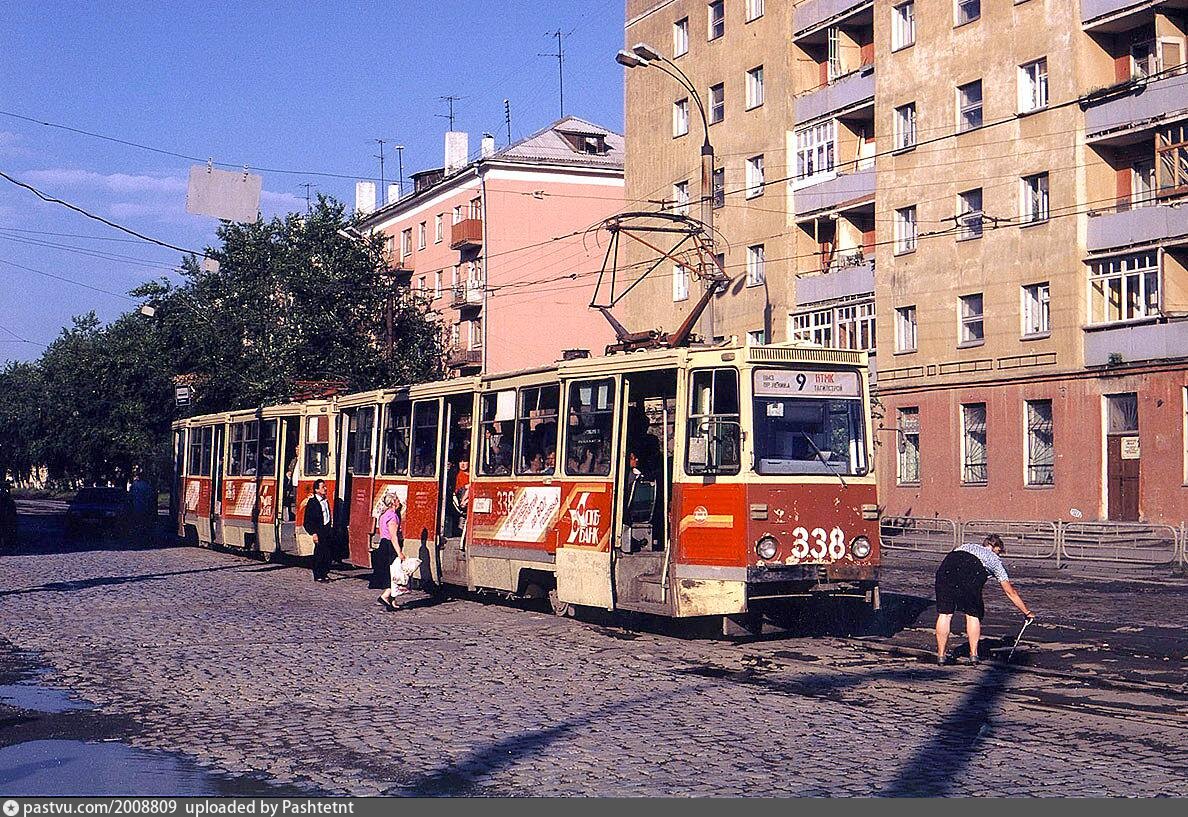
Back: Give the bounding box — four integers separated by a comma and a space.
617, 43, 718, 342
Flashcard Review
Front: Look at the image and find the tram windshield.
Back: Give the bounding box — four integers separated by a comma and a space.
751, 369, 868, 477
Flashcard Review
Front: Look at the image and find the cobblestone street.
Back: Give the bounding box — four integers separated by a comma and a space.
2, 506, 1186, 796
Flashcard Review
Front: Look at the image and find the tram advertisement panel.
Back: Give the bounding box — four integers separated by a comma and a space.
183, 478, 211, 516
223, 478, 278, 524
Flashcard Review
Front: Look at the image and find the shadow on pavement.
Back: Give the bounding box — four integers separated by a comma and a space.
0, 563, 257, 599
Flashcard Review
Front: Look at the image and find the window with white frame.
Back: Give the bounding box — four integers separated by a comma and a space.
1019, 58, 1048, 113
745, 0, 764, 22
709, 83, 725, 124
827, 26, 842, 81
895, 305, 918, 352
672, 263, 690, 302
794, 120, 836, 181
957, 80, 983, 132
746, 155, 765, 198
892, 1, 916, 50
790, 309, 833, 347
961, 403, 988, 485
434, 214, 443, 243
673, 180, 690, 215
1025, 399, 1054, 486
897, 407, 921, 485
747, 329, 767, 345
673, 98, 690, 137
837, 302, 876, 351
894, 102, 917, 150
452, 205, 463, 224
469, 318, 483, 349
708, 1, 724, 40
746, 244, 765, 286
1021, 172, 1049, 223
401, 228, 413, 258
1157, 124, 1188, 197
1133, 159, 1156, 207
894, 206, 917, 253
1021, 282, 1050, 337
1088, 252, 1160, 325
955, 0, 980, 26
746, 65, 764, 109
1131, 39, 1157, 79
452, 264, 460, 287
433, 270, 442, 300
957, 188, 983, 239
418, 222, 427, 250
959, 293, 984, 344
673, 17, 689, 57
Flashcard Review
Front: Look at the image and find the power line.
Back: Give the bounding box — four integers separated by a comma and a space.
0, 256, 139, 302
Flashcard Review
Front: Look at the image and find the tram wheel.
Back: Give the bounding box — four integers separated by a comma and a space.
548, 589, 573, 618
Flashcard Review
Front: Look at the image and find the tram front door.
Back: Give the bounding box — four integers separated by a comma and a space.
436, 394, 473, 586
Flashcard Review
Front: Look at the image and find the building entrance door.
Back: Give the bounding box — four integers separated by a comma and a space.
1105, 393, 1139, 522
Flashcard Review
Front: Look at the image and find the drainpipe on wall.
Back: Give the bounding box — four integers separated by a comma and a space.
480, 164, 490, 375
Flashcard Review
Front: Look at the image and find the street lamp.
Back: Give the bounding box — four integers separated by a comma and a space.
617, 42, 719, 341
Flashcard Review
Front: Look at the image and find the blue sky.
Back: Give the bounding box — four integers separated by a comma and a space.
0, 0, 623, 361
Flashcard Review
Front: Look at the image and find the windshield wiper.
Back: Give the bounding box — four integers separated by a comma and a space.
799, 432, 848, 488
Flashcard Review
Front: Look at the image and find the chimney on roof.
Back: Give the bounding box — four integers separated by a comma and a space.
354, 180, 376, 215
481, 132, 496, 159
387, 182, 401, 204
444, 131, 469, 175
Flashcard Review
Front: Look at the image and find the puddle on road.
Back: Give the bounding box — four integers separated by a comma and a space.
0, 683, 89, 713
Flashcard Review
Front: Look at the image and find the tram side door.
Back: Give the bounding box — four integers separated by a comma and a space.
277, 417, 299, 552
172, 430, 185, 536
435, 394, 473, 586
211, 424, 226, 546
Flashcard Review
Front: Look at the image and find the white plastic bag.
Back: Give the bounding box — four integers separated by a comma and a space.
390, 556, 421, 591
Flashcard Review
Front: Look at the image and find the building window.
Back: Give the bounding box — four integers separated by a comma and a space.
959, 293, 985, 345
1025, 399, 1054, 486
894, 206, 917, 253
747, 329, 767, 345
957, 80, 983, 132
1156, 123, 1188, 198
434, 214, 443, 243
673, 16, 689, 57
708, 1, 724, 40
712, 167, 725, 208
746, 244, 765, 286
672, 181, 690, 215
709, 83, 725, 124
837, 302, 876, 351
452, 205, 463, 224
1133, 159, 1157, 208
892, 1, 916, 50
1021, 282, 1050, 337
1021, 172, 1050, 223
746, 155, 765, 198
894, 102, 917, 150
1089, 252, 1160, 325
673, 264, 690, 302
897, 407, 921, 485
895, 305, 918, 352
794, 120, 836, 181
469, 318, 483, 349
1018, 58, 1048, 113
401, 228, 413, 258
745, 0, 764, 22
961, 403, 988, 485
1131, 39, 1158, 80
827, 26, 842, 81
955, 0, 980, 26
957, 188, 983, 239
673, 98, 690, 137
746, 65, 764, 109
433, 270, 442, 300
418, 222, 427, 250
790, 309, 833, 347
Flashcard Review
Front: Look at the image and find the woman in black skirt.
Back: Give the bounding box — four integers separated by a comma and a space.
369, 487, 400, 598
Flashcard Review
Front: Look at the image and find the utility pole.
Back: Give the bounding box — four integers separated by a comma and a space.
503, 99, 512, 144
373, 139, 387, 205
438, 96, 462, 131
539, 30, 567, 118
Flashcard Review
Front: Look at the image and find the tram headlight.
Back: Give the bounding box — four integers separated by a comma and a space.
850, 536, 872, 560
755, 535, 779, 561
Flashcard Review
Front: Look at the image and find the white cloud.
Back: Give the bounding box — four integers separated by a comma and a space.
23, 167, 187, 195
0, 130, 33, 158
260, 189, 304, 214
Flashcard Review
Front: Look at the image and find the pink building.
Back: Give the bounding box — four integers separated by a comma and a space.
358, 117, 624, 376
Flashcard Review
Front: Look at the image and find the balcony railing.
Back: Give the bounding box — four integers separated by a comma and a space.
793, 167, 876, 218
1084, 69, 1188, 140
446, 346, 482, 368
450, 218, 484, 249
1084, 319, 1188, 367
795, 64, 874, 125
795, 256, 875, 307
793, 0, 873, 38
450, 283, 484, 308
1086, 194, 1188, 251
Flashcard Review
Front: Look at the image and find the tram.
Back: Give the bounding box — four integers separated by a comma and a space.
173, 341, 880, 625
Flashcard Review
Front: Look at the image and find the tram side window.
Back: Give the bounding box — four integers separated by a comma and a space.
259, 420, 278, 478
565, 379, 615, 476
228, 423, 244, 477
516, 385, 559, 475
480, 390, 516, 476
411, 400, 440, 477
242, 421, 260, 476
188, 427, 213, 476
352, 407, 376, 476
304, 415, 330, 477
687, 369, 741, 476
380, 402, 412, 476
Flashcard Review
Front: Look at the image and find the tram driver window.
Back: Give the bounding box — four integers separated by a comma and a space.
411, 400, 440, 477
304, 415, 330, 477
751, 369, 868, 476
380, 402, 412, 476
480, 390, 516, 476
565, 379, 615, 476
686, 369, 741, 475
516, 385, 559, 475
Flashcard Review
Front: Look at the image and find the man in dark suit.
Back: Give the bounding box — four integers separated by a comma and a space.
303, 479, 334, 582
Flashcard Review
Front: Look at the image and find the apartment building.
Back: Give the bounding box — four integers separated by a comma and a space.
874, 0, 1187, 526
622, 0, 794, 344
358, 117, 624, 376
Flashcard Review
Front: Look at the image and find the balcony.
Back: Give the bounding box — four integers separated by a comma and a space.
450, 283, 484, 308
446, 346, 482, 369
1084, 319, 1188, 366
1087, 198, 1188, 251
1080, 0, 1187, 31
793, 0, 873, 38
793, 167, 876, 219
1084, 72, 1188, 142
795, 65, 874, 125
450, 218, 483, 250
795, 257, 875, 307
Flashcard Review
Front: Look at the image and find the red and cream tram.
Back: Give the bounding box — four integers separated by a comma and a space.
174, 342, 879, 624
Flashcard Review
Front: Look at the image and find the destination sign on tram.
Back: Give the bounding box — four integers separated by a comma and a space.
754, 369, 861, 399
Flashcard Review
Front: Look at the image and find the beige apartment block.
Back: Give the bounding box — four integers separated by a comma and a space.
622, 0, 794, 344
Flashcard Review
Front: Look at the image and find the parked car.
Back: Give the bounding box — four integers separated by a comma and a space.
65, 487, 131, 537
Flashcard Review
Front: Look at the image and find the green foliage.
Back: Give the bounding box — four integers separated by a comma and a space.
2, 196, 441, 487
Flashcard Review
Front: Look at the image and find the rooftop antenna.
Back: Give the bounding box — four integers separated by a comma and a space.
299, 182, 316, 213
437, 96, 462, 131
503, 99, 512, 145
394, 145, 405, 197
539, 30, 570, 118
